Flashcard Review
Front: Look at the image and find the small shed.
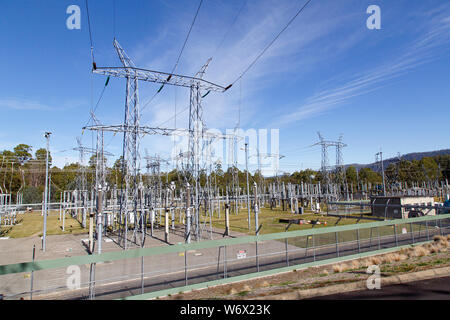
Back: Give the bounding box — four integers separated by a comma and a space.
369, 196, 435, 219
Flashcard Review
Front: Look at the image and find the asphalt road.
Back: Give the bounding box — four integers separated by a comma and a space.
311, 276, 450, 300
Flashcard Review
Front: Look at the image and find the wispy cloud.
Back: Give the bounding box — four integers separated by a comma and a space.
275, 4, 450, 126
0, 98, 54, 111
135, 0, 355, 132
0, 98, 87, 112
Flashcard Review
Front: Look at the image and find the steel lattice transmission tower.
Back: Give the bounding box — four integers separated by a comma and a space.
312, 132, 347, 196
335, 134, 346, 186
84, 39, 232, 246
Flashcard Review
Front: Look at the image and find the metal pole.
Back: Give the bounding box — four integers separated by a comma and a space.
335, 232, 339, 257
141, 255, 144, 295
285, 223, 291, 266
254, 182, 259, 272
185, 184, 191, 243
89, 263, 96, 300
184, 250, 188, 285
62, 191, 66, 231
42, 132, 51, 252
245, 143, 251, 231
378, 226, 381, 250
97, 187, 103, 254
224, 245, 227, 279
30, 245, 35, 300
224, 203, 230, 236
394, 224, 398, 247
410, 222, 415, 244
357, 228, 361, 253
425, 220, 430, 241
380, 151, 386, 196
312, 234, 316, 262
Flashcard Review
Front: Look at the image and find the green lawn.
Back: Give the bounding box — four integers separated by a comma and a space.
0, 210, 90, 238
206, 205, 376, 235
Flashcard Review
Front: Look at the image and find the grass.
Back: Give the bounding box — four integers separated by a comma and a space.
0, 210, 90, 238
208, 205, 376, 236
279, 280, 296, 286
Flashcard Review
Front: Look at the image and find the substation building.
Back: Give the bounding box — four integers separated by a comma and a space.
369, 195, 436, 219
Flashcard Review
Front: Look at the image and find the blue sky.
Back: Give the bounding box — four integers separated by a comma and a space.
0, 0, 449, 175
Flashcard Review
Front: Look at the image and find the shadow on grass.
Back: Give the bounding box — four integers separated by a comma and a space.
0, 226, 12, 237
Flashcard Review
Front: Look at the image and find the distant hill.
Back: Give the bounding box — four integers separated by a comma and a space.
345, 149, 450, 172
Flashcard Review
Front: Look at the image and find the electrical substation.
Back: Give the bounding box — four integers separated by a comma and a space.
0, 0, 450, 301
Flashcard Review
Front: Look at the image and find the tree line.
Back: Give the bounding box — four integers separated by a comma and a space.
1, 143, 449, 204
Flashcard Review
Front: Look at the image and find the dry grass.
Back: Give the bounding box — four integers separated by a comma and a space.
259, 281, 270, 288
332, 264, 344, 273
381, 253, 397, 264
368, 256, 381, 265
227, 288, 238, 295
412, 246, 429, 257
242, 285, 251, 291
434, 235, 449, 247
390, 253, 403, 262
349, 260, 360, 269
429, 244, 441, 254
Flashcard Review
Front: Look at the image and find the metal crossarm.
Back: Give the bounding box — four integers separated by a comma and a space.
93, 67, 226, 92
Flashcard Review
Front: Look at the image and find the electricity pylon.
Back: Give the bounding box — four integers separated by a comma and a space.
312, 132, 347, 199
84, 39, 232, 246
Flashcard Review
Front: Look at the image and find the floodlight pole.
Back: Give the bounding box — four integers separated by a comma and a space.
245, 143, 251, 231
42, 132, 51, 252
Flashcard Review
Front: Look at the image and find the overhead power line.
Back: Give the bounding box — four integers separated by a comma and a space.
229, 0, 313, 87
85, 0, 95, 64
140, 0, 204, 115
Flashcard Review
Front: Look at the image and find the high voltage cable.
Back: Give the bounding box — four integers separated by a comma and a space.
154, 1, 247, 128
212, 0, 247, 59
140, 0, 204, 115
83, 76, 110, 129
85, 0, 95, 64
113, 0, 116, 39
229, 0, 313, 87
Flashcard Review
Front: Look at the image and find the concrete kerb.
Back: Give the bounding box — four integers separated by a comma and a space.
122, 240, 433, 300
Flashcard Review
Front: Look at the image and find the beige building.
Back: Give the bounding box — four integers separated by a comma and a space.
370, 196, 435, 219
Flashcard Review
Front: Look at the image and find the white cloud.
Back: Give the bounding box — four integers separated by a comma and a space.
0, 98, 53, 111
275, 4, 450, 126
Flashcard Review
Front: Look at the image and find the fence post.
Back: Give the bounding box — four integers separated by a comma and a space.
30, 245, 35, 300
141, 256, 144, 295
335, 232, 340, 257
224, 246, 227, 279
312, 235, 316, 262
285, 237, 289, 266
256, 241, 259, 272
378, 227, 381, 250
425, 220, 430, 241
88, 263, 96, 300
394, 224, 398, 247
357, 228, 361, 253
184, 250, 188, 285
410, 222, 415, 244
